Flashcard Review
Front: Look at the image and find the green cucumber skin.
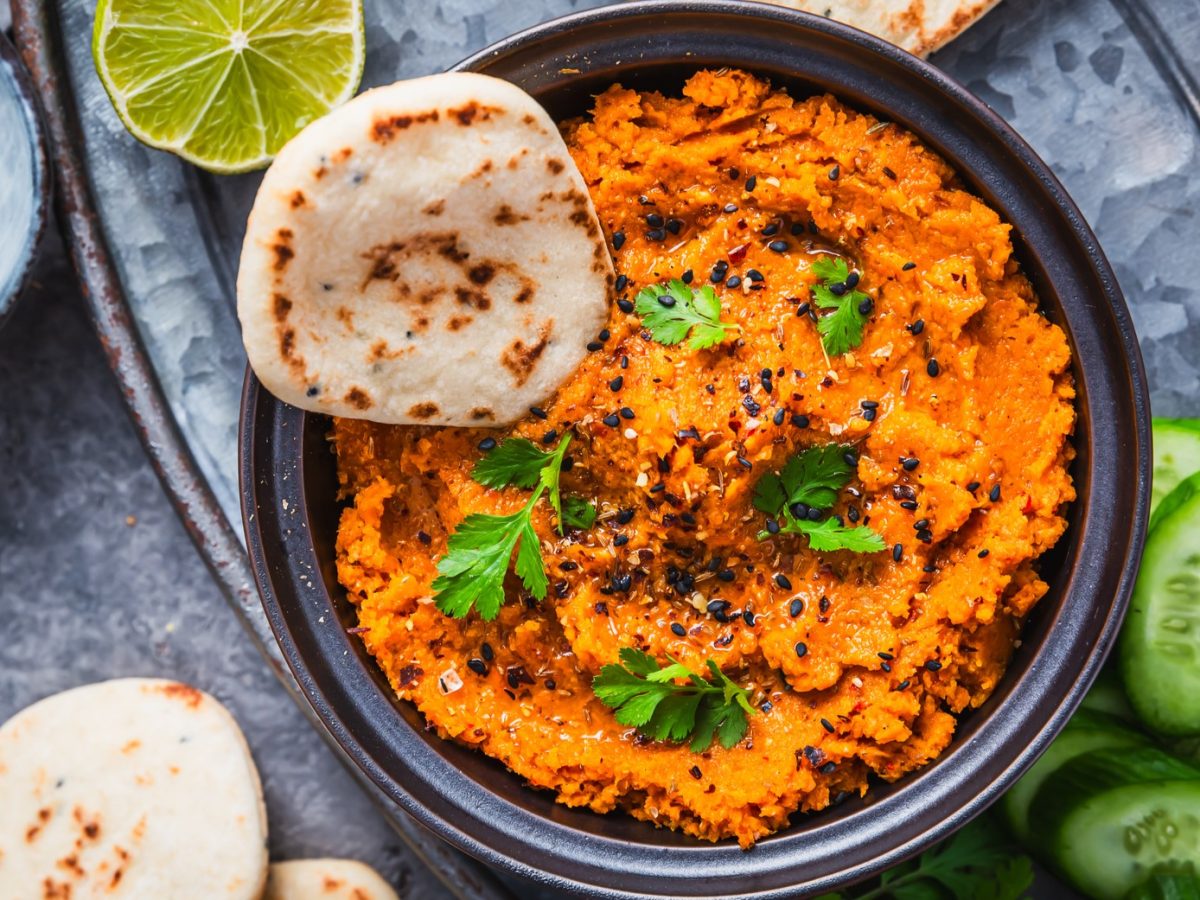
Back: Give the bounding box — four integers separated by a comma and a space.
1126, 873, 1200, 900
1082, 664, 1139, 725
1151, 419, 1200, 519
1003, 718, 1147, 842
1121, 479, 1200, 735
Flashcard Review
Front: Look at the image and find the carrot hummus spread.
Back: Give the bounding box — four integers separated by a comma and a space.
332, 70, 1075, 847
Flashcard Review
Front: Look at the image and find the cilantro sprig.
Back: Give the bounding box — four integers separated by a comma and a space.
816, 817, 1034, 900
432, 435, 592, 620
811, 256, 871, 356
753, 443, 886, 553
593, 648, 755, 752
634, 279, 733, 350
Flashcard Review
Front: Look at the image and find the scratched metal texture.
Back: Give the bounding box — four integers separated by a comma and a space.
10, 0, 1200, 895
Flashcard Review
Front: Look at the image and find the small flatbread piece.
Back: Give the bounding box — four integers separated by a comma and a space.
0, 678, 267, 899
756, 0, 1000, 57
238, 72, 613, 427
263, 859, 400, 900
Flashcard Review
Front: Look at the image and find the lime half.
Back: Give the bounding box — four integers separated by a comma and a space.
93, 0, 364, 174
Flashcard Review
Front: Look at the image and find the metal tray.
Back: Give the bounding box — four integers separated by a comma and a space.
12, 0, 1200, 894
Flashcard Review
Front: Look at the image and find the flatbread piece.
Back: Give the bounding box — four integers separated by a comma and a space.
263, 859, 400, 900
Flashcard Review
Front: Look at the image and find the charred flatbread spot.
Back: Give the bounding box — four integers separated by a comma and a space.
455, 287, 491, 311
289, 190, 307, 209
336, 307, 354, 331
493, 205, 529, 226
449, 102, 501, 126
448, 315, 473, 331
272, 229, 294, 271
468, 263, 496, 285
346, 388, 373, 410
369, 340, 390, 361
514, 285, 535, 304
470, 407, 495, 421
546, 158, 565, 174
500, 322, 553, 387
423, 198, 445, 216
333, 147, 353, 162
158, 682, 202, 708
272, 293, 292, 322
371, 110, 439, 142
522, 113, 536, 125
408, 402, 439, 419
437, 235, 468, 264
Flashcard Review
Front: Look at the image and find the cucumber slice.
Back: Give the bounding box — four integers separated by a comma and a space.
1030, 747, 1200, 900
1121, 473, 1200, 735
1082, 662, 1139, 725
1127, 873, 1200, 900
1152, 419, 1200, 518
1003, 711, 1147, 842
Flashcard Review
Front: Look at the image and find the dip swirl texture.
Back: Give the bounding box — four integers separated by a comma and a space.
333, 70, 1075, 848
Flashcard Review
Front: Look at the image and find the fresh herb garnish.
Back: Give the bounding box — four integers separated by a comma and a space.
634, 279, 733, 350
815, 817, 1034, 900
754, 444, 886, 553
811, 256, 870, 356
593, 648, 755, 751
434, 434, 590, 620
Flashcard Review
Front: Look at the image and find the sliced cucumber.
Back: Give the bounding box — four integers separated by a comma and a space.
1082, 662, 1139, 725
1127, 873, 1200, 900
1030, 747, 1200, 900
1003, 710, 1147, 842
1152, 419, 1200, 518
1122, 473, 1200, 735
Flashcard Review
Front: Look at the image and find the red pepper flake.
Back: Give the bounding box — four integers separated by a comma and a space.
728, 243, 749, 264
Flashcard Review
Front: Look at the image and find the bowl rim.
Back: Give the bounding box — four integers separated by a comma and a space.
240, 2, 1151, 896
0, 30, 50, 329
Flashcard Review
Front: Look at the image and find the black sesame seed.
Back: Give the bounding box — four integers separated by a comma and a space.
599, 329, 611, 342
795, 642, 809, 658
819, 596, 831, 613
467, 658, 487, 676
306, 386, 319, 397
914, 518, 930, 530
927, 358, 940, 377
706, 383, 716, 394
545, 678, 556, 690
892, 543, 904, 562
541, 429, 557, 444
830, 282, 847, 296
671, 622, 686, 637
829, 165, 840, 180
617, 298, 634, 313
609, 376, 624, 392
845, 271, 860, 289
922, 565, 938, 574
967, 481, 981, 492
621, 355, 629, 369
878, 652, 895, 661
909, 319, 925, 335
925, 660, 943, 671
743, 609, 756, 626
766, 518, 781, 534
478, 437, 497, 451
613, 232, 626, 250
707, 599, 729, 614
790, 598, 804, 617
989, 484, 1001, 502
773, 409, 785, 426
882, 166, 897, 180
745, 176, 757, 191
847, 505, 860, 523
900, 500, 918, 510
647, 228, 666, 241
820, 761, 838, 774
417, 530, 432, 544
881, 662, 892, 672
717, 569, 735, 582
861, 400, 879, 409
530, 406, 548, 420
775, 574, 793, 590
602, 413, 620, 427
820, 717, 834, 733
791, 414, 810, 428
666, 218, 683, 235
723, 203, 738, 214
747, 268, 764, 282
843, 451, 858, 467
858, 298, 874, 315
917, 529, 933, 543
613, 574, 632, 592
743, 396, 761, 417
728, 167, 740, 179
646, 213, 664, 227
978, 549, 990, 558
681, 269, 694, 284
768, 240, 789, 253
657, 290, 677, 308
897, 680, 911, 690
710, 268, 725, 284
587, 341, 603, 352
619, 406, 635, 420
650, 483, 665, 493
616, 508, 634, 524
789, 502, 810, 519
762, 223, 779, 236
613, 534, 629, 547
690, 765, 703, 779
902, 457, 920, 471
807, 507, 822, 521
795, 301, 811, 317
902, 261, 916, 271
726, 275, 742, 289
481, 642, 495, 661
863, 408, 877, 422
736, 456, 753, 470
760, 373, 772, 393
615, 274, 629, 292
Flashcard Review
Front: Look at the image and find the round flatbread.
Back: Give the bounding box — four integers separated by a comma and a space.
758, 0, 1000, 57
237, 72, 613, 427
263, 859, 400, 900
0, 679, 267, 899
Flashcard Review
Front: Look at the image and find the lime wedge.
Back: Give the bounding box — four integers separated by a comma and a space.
93, 0, 364, 174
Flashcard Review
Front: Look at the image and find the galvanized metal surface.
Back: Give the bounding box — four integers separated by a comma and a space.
9, 0, 1200, 895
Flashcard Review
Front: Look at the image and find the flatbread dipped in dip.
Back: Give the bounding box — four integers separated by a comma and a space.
237, 72, 612, 426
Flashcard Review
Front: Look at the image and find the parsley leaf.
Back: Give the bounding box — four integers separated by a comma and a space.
434, 433, 584, 620
593, 648, 756, 751
810, 255, 870, 356
817, 818, 1034, 900
754, 444, 886, 553
634, 279, 732, 350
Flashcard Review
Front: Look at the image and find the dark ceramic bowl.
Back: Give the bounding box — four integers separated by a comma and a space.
0, 31, 49, 332
241, 2, 1150, 896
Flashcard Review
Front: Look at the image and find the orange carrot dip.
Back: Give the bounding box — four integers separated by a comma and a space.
332, 70, 1075, 848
